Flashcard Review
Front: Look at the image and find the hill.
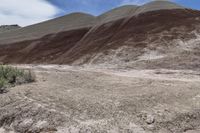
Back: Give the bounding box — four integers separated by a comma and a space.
0, 13, 95, 44
0, 1, 199, 70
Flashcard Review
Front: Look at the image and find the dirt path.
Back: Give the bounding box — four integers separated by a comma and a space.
0, 65, 200, 133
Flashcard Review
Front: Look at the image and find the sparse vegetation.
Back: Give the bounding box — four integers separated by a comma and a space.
0, 65, 35, 93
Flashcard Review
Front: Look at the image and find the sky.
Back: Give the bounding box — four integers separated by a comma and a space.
0, 0, 200, 27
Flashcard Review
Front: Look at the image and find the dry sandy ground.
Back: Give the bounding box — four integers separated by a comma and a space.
0, 65, 200, 133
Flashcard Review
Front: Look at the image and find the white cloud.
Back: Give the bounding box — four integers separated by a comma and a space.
0, 0, 59, 26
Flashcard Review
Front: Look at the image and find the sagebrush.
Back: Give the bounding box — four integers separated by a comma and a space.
0, 65, 35, 93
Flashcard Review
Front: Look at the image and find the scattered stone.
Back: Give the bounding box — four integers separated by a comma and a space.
146, 114, 155, 124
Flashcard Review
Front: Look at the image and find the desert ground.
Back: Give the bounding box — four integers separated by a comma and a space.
0, 65, 200, 133
0, 1, 199, 133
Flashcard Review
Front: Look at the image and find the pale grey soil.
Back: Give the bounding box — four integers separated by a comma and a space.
0, 65, 200, 133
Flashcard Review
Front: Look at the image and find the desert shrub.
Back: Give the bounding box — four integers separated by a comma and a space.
0, 78, 8, 93
0, 65, 35, 93
15, 69, 36, 84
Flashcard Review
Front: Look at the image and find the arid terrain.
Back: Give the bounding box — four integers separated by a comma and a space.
0, 65, 200, 133
0, 0, 200, 133
0, 1, 200, 70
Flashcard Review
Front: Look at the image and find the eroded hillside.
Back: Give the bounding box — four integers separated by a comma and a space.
0, 8, 199, 70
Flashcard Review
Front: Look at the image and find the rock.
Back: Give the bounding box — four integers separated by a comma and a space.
146, 114, 155, 124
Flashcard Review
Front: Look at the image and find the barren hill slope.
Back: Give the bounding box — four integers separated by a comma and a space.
60, 9, 200, 70
0, 13, 95, 44
0, 1, 199, 70
134, 0, 183, 15
97, 5, 138, 24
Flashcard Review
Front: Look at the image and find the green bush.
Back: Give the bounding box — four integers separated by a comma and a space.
0, 65, 35, 93
0, 78, 8, 93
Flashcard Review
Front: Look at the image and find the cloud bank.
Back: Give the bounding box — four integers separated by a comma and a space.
0, 0, 59, 26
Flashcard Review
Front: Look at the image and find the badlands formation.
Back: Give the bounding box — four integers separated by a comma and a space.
0, 1, 200, 133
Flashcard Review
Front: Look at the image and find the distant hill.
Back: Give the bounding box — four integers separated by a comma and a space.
0, 13, 95, 44
0, 25, 21, 33
0, 1, 183, 44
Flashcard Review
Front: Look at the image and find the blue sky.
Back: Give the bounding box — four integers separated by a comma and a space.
48, 0, 200, 16
0, 0, 199, 26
